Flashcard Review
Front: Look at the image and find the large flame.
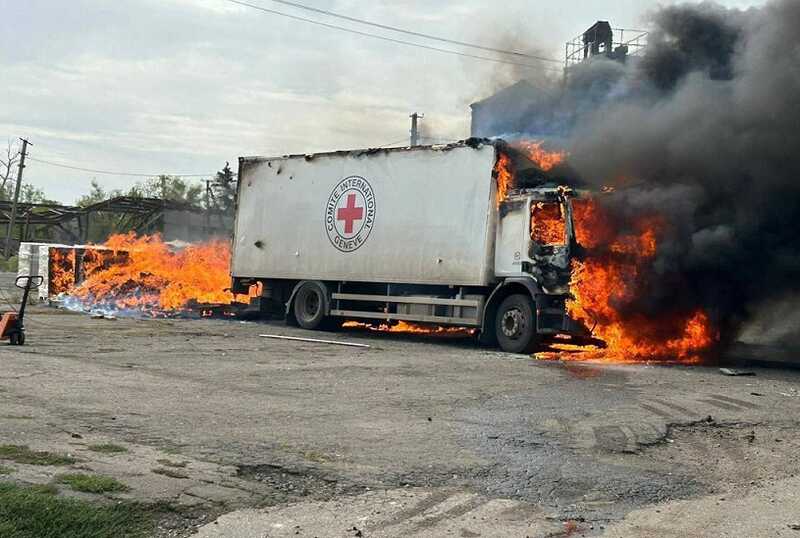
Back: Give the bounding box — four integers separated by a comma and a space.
63, 233, 244, 315
543, 198, 717, 363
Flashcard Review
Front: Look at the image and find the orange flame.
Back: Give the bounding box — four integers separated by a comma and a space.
494, 142, 568, 208
494, 153, 513, 208
514, 141, 567, 171
66, 233, 246, 315
49, 248, 76, 295
343, 320, 475, 336
546, 198, 717, 363
531, 202, 567, 245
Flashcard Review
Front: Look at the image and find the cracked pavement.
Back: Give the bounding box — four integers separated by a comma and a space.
1, 306, 799, 536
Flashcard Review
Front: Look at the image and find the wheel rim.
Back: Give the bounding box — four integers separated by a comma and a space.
501, 308, 526, 339
302, 291, 320, 319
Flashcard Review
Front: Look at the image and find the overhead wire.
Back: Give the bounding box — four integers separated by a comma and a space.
222, 0, 564, 73
261, 0, 563, 64
27, 156, 212, 179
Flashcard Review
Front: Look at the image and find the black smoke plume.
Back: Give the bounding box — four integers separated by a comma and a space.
495, 1, 800, 348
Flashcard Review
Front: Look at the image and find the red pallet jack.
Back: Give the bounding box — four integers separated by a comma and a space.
0, 275, 43, 346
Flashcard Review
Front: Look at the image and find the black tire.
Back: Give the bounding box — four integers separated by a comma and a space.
17, 332, 25, 346
9, 332, 21, 346
292, 282, 327, 330
495, 294, 539, 353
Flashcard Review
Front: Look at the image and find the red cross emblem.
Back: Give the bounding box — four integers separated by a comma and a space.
337, 193, 364, 234
326, 176, 376, 253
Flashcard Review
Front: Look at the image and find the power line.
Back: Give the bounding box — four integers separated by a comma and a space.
262, 0, 563, 64
222, 0, 564, 73
27, 156, 211, 179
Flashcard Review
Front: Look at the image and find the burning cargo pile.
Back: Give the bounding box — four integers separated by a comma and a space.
19, 234, 250, 317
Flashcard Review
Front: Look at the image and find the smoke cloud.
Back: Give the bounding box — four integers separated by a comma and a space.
493, 1, 800, 347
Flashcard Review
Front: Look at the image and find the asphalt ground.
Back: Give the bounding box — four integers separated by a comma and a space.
1, 304, 799, 537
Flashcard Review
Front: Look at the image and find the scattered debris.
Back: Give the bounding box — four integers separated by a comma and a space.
789, 523, 800, 531
152, 467, 189, 479
719, 368, 756, 377
563, 519, 580, 535
259, 334, 370, 348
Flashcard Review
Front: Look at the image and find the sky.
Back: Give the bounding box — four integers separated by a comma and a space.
0, 0, 766, 204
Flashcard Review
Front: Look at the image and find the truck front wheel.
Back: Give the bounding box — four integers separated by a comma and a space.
293, 282, 327, 330
495, 294, 539, 354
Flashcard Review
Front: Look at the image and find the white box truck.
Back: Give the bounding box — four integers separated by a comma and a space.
231, 139, 589, 352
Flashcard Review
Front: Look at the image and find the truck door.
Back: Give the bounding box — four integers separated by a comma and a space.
528, 194, 573, 293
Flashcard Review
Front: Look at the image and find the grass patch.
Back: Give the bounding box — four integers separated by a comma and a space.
1, 415, 34, 420
28, 484, 59, 496
56, 474, 129, 494
87, 444, 128, 455
155, 458, 187, 468
0, 445, 76, 466
151, 467, 188, 480
0, 465, 14, 475
0, 482, 149, 538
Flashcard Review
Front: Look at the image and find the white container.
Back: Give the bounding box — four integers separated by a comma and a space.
233, 142, 499, 286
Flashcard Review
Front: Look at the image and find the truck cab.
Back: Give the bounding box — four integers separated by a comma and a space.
488, 186, 582, 352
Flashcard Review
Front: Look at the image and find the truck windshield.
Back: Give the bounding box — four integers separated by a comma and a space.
531, 202, 567, 246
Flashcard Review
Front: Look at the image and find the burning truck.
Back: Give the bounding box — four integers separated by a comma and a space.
230, 139, 596, 353
18, 138, 714, 362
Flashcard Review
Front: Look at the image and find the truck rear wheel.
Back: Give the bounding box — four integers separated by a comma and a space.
495, 294, 538, 354
292, 282, 327, 330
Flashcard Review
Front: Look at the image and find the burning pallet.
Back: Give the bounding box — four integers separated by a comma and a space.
17, 242, 120, 301
17, 235, 257, 319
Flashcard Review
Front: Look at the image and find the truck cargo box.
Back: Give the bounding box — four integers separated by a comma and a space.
233, 142, 499, 287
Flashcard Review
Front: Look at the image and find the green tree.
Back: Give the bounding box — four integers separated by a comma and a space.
20, 184, 49, 204
210, 163, 237, 213
129, 175, 203, 206
76, 180, 120, 208
75, 176, 207, 243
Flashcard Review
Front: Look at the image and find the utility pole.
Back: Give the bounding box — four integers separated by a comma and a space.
205, 179, 212, 231
4, 138, 31, 258
410, 112, 424, 146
